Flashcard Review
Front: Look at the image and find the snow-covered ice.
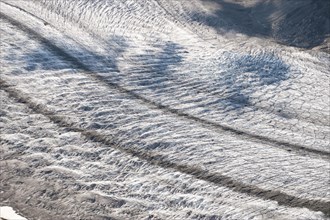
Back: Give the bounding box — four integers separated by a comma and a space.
0, 0, 329, 219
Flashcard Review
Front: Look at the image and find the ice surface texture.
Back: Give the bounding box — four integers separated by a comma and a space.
0, 0, 329, 219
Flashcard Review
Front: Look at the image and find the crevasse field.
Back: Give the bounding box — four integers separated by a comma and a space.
0, 0, 329, 219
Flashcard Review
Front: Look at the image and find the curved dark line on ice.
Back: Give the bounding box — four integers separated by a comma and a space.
1, 80, 329, 217
1, 12, 328, 160
1, 1, 51, 26
1, 11, 330, 216
0, 6, 328, 160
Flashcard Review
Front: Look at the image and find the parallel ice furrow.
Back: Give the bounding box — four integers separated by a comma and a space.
6, 90, 318, 219
3, 0, 329, 155
1, 14, 329, 203
1, 0, 329, 219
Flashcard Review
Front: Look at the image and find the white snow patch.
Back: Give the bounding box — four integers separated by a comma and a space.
0, 206, 27, 220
